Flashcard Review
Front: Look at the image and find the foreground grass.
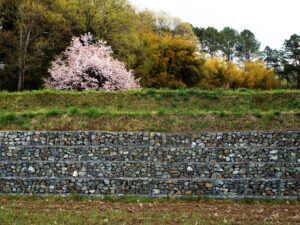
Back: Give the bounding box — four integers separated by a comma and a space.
0, 196, 299, 224
0, 89, 299, 131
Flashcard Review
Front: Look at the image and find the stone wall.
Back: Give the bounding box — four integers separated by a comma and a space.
0, 131, 299, 198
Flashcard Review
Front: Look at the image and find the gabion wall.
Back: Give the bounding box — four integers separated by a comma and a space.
0, 131, 299, 198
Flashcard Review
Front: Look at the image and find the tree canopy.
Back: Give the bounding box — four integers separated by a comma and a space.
237, 29, 261, 62
0, 0, 298, 90
0, 0, 72, 91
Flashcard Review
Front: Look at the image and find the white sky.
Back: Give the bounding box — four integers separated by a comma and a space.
130, 0, 300, 50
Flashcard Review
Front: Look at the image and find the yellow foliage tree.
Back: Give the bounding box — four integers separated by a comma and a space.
135, 32, 205, 89
241, 60, 280, 89
200, 58, 280, 90
200, 58, 243, 89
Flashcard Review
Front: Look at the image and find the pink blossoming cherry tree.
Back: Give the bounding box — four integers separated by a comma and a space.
44, 33, 140, 90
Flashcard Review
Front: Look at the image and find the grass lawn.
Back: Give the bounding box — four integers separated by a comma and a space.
0, 196, 299, 224
0, 89, 299, 132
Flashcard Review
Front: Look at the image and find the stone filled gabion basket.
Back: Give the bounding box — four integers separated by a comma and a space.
0, 130, 299, 197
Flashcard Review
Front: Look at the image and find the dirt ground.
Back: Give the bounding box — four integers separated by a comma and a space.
0, 197, 299, 224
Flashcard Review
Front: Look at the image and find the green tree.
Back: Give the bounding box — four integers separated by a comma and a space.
282, 34, 300, 88
137, 9, 157, 33
193, 27, 206, 52
65, 0, 141, 69
219, 27, 241, 61
0, 0, 72, 91
237, 29, 260, 62
261, 46, 282, 73
154, 11, 180, 34
173, 22, 199, 45
193, 27, 220, 58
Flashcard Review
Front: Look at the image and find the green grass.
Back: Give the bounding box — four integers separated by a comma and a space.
254, 111, 262, 118
1, 89, 299, 113
192, 121, 211, 130
1, 194, 299, 204
0, 89, 299, 131
84, 107, 100, 118
4, 112, 17, 121
233, 112, 242, 118
157, 106, 167, 115
20, 111, 35, 119
273, 111, 282, 116
68, 106, 81, 116
232, 121, 238, 127
45, 108, 60, 117
219, 111, 227, 117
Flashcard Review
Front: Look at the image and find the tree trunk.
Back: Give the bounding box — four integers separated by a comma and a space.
22, 25, 32, 90
226, 54, 230, 62
17, 63, 23, 91
17, 10, 32, 91
17, 19, 24, 91
297, 60, 300, 89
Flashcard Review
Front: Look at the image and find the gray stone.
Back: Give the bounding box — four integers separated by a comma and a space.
28, 166, 35, 173
153, 189, 160, 195
187, 166, 193, 172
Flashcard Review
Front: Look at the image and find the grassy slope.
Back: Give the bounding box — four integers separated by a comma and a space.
0, 89, 299, 132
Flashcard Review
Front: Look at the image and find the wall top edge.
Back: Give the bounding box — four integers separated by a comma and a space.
0, 130, 299, 134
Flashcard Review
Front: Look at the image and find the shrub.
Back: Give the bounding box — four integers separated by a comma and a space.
44, 33, 140, 91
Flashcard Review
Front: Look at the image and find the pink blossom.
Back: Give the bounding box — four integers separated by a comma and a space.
44, 33, 140, 91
